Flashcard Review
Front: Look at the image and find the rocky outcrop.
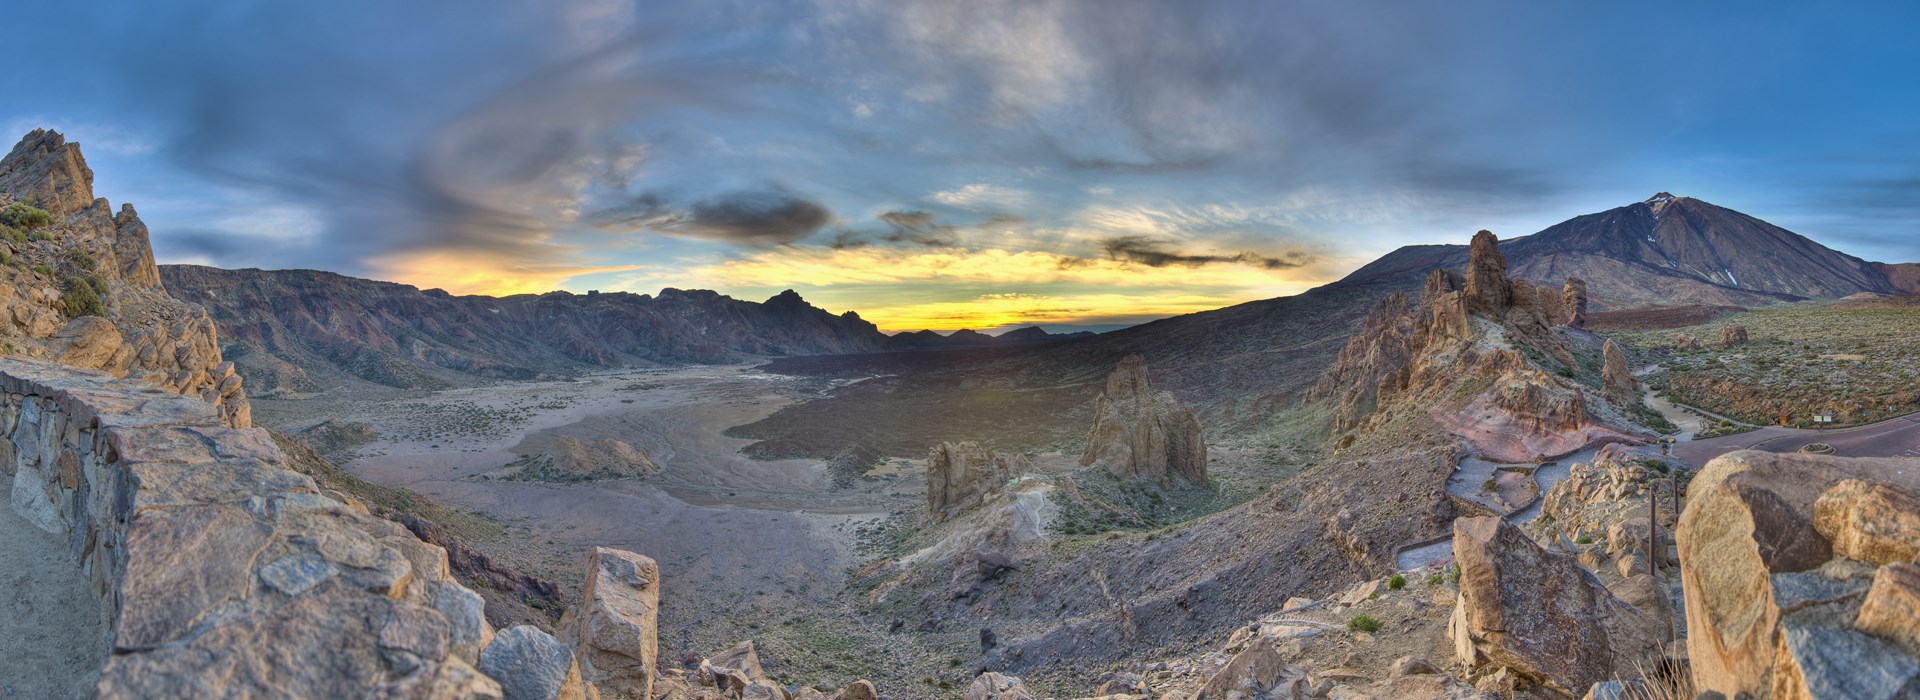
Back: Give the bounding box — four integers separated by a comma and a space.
1601, 339, 1636, 400
0, 130, 249, 427
1673, 333, 1703, 351
1564, 278, 1589, 328
1720, 325, 1750, 348
1316, 230, 1645, 460
559, 547, 659, 699
927, 441, 1030, 522
0, 357, 497, 697
1448, 517, 1666, 695
1079, 355, 1208, 486
1464, 230, 1513, 313
1676, 450, 1920, 699
496, 436, 659, 483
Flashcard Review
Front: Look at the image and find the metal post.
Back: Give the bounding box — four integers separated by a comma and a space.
1648, 483, 1659, 570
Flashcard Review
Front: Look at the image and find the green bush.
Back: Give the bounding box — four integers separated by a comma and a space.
1447, 562, 1461, 582
1387, 573, 1406, 590
30, 264, 53, 276
0, 225, 22, 243
61, 275, 104, 318
28, 230, 52, 242
0, 201, 52, 230
1426, 572, 1444, 586
1347, 615, 1382, 633
64, 250, 96, 271
1575, 533, 1594, 545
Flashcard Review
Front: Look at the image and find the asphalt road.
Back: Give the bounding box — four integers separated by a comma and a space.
1675, 413, 1920, 467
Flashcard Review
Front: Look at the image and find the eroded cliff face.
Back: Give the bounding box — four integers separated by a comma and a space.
0, 130, 249, 427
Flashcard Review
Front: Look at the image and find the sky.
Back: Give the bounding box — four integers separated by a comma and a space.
5, 1, 1920, 333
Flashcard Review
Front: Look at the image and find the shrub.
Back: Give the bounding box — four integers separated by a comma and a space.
64, 250, 96, 271
1347, 615, 1382, 633
1388, 573, 1406, 590
0, 201, 52, 230
1575, 533, 1594, 545
1426, 573, 1444, 586
1447, 563, 1461, 583
0, 224, 22, 243
61, 275, 104, 318
28, 230, 52, 242
30, 264, 53, 276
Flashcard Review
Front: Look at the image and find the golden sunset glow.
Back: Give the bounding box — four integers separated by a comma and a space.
687, 246, 1331, 289
669, 246, 1343, 332
369, 250, 644, 297
842, 291, 1255, 332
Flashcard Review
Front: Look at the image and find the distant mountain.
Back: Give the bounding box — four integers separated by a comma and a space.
1343, 193, 1910, 308
160, 266, 901, 391
735, 193, 1920, 457
889, 325, 1095, 349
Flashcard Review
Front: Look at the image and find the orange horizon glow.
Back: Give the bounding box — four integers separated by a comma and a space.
365, 245, 1342, 331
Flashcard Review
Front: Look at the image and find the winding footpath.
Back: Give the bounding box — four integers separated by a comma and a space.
0, 475, 105, 698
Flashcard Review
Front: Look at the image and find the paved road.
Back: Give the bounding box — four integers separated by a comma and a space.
1675, 413, 1920, 467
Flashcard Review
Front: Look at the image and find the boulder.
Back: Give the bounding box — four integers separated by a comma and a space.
1390, 656, 1438, 677
1674, 334, 1704, 352
1448, 517, 1665, 695
1813, 479, 1920, 565
475, 626, 590, 700
1602, 339, 1636, 400
560, 547, 660, 699
965, 673, 1036, 700
1855, 563, 1920, 657
699, 641, 767, 696
51, 316, 122, 369
1079, 355, 1208, 486
926, 441, 1030, 522
1770, 624, 1919, 700
1195, 640, 1305, 698
1720, 325, 1750, 348
827, 680, 880, 700
1677, 451, 1920, 698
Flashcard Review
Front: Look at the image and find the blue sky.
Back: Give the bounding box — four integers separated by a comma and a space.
5, 1, 1919, 331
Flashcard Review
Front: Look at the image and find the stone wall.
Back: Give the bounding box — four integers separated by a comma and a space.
0, 357, 500, 698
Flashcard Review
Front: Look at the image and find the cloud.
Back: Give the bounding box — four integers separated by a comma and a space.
588, 189, 833, 245
877, 210, 959, 246
1099, 235, 1313, 270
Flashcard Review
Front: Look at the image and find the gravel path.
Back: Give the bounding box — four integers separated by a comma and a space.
0, 475, 105, 698
1396, 444, 1604, 570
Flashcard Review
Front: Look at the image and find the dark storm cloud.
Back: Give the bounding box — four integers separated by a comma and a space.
674, 191, 833, 244
1100, 236, 1313, 270
587, 189, 833, 245
877, 210, 960, 247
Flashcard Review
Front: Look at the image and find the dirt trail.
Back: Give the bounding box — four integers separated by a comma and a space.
0, 475, 106, 699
